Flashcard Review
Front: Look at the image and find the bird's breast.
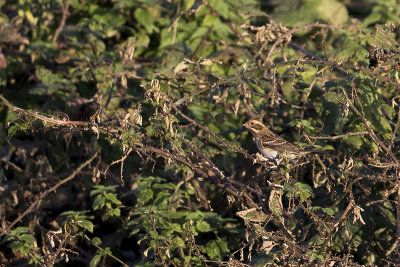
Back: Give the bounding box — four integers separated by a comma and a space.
256, 139, 278, 159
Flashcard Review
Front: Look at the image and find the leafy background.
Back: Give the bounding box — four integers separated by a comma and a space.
1, 0, 400, 266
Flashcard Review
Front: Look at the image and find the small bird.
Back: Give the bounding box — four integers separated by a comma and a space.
242, 117, 318, 162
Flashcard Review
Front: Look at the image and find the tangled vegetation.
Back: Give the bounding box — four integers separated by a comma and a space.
1, 0, 400, 266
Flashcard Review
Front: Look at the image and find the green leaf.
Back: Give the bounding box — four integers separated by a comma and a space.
149, 230, 158, 239
183, 0, 195, 11
92, 196, 105, 210
188, 104, 208, 121
106, 193, 122, 205
359, 80, 392, 140
78, 220, 94, 233
322, 207, 334, 216
208, 0, 229, 18
110, 208, 121, 217
146, 126, 155, 137
282, 81, 300, 103
90, 254, 102, 267
134, 8, 156, 33
173, 237, 185, 248
205, 240, 221, 260
196, 220, 212, 232
30, 67, 76, 95
276, 0, 348, 28
315, 91, 347, 135
9, 227, 29, 235
313, 0, 348, 25
19, 234, 35, 243
295, 182, 314, 201
102, 247, 112, 255
205, 239, 229, 260
91, 237, 102, 246
138, 188, 153, 204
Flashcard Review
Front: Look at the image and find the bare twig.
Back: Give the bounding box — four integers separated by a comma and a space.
397, 169, 400, 261
83, 235, 129, 267
1, 151, 99, 237
340, 86, 399, 166
308, 131, 369, 140
265, 23, 342, 64
389, 105, 400, 148
0, 94, 122, 139
341, 85, 400, 261
53, 0, 72, 42
104, 147, 133, 184
0, 94, 87, 126
143, 145, 259, 208
171, 104, 260, 164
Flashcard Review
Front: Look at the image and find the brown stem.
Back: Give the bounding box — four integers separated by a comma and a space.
53, 0, 72, 42
143, 145, 258, 208
0, 94, 87, 126
1, 151, 99, 237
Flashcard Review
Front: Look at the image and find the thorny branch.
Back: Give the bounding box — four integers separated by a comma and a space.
340, 86, 399, 166
340, 85, 400, 261
171, 104, 261, 165
0, 95, 262, 211
265, 23, 342, 64
143, 145, 259, 209
308, 131, 369, 140
0, 94, 87, 126
1, 151, 99, 237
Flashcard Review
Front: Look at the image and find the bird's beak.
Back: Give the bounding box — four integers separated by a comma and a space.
242, 122, 248, 128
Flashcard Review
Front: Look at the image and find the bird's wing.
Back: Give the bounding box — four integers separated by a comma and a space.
260, 131, 304, 154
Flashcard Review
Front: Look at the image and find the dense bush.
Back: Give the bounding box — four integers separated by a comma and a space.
1, 0, 400, 266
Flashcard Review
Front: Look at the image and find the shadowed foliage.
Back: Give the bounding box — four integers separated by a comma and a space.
1, 0, 400, 266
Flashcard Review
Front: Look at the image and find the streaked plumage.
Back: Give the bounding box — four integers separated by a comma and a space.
243, 117, 315, 161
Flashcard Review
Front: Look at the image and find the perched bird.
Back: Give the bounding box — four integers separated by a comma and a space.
242, 117, 319, 162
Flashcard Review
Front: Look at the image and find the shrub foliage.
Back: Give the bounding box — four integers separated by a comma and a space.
1, 0, 400, 266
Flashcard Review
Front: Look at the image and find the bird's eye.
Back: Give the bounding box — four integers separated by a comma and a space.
250, 122, 254, 126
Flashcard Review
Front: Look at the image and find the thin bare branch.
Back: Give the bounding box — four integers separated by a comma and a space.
53, 0, 72, 42
0, 94, 87, 126
308, 131, 369, 140
1, 151, 99, 237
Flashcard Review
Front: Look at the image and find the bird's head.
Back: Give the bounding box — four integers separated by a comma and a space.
242, 117, 265, 135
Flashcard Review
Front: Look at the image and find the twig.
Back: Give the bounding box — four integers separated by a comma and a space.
265, 23, 342, 64
308, 131, 369, 140
288, 41, 347, 76
104, 147, 133, 184
341, 84, 400, 261
0, 94, 87, 126
84, 235, 129, 267
171, 58, 353, 107
1, 151, 99, 237
397, 169, 400, 262
0, 94, 122, 140
341, 86, 399, 166
53, 0, 72, 42
171, 104, 260, 164
143, 145, 259, 208
389, 105, 400, 148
